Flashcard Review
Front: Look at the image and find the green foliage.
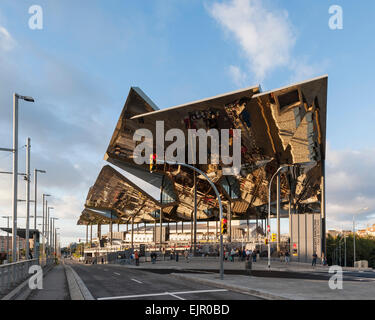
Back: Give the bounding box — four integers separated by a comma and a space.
326, 234, 375, 268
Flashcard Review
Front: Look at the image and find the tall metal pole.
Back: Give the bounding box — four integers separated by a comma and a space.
25, 138, 31, 260
344, 234, 347, 267
42, 196, 45, 236
12, 94, 18, 262
193, 172, 197, 256
131, 217, 134, 249
160, 208, 163, 251
276, 172, 281, 253
49, 216, 52, 258
46, 208, 50, 256
353, 216, 356, 267
228, 202, 232, 242
321, 160, 326, 260
34, 169, 37, 258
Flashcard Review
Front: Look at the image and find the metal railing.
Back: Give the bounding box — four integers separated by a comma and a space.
0, 259, 38, 295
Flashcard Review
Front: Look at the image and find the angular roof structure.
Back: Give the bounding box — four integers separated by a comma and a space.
78, 75, 327, 226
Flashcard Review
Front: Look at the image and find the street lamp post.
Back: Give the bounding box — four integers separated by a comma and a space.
34, 170, 46, 259
54, 227, 60, 258
353, 216, 356, 267
268, 164, 293, 269
11, 93, 35, 262
47, 207, 54, 257
157, 160, 225, 280
51, 218, 59, 257
25, 138, 31, 260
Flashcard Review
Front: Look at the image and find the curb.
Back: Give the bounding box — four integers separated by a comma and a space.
1, 263, 55, 300
171, 273, 291, 300
64, 264, 95, 300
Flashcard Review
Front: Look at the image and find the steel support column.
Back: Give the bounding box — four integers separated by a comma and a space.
228, 202, 231, 242
320, 160, 326, 260
159, 207, 163, 251
276, 172, 281, 253
193, 172, 197, 255
131, 217, 134, 249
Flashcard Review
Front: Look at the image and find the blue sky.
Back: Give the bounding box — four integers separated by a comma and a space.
0, 0, 374, 245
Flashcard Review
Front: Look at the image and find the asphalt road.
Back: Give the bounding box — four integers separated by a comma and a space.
65, 260, 261, 300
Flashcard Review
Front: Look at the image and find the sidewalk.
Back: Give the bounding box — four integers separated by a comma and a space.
26, 264, 70, 300
171, 272, 375, 300
127, 256, 370, 273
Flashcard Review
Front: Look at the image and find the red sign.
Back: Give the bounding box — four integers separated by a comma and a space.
267, 225, 270, 233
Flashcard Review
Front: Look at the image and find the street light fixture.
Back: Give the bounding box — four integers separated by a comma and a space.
11, 93, 35, 261
268, 164, 294, 269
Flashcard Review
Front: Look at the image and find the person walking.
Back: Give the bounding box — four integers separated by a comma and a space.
134, 250, 139, 266
312, 252, 317, 267
175, 251, 179, 262
184, 250, 189, 263
246, 249, 250, 261
151, 252, 157, 264
225, 250, 229, 261
252, 250, 256, 262
285, 250, 290, 264
230, 248, 235, 262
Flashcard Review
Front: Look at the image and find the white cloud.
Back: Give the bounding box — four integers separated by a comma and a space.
207, 0, 295, 82
326, 144, 375, 230
0, 26, 16, 52
228, 65, 247, 87
207, 0, 328, 86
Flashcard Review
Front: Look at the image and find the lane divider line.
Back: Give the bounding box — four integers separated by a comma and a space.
167, 292, 185, 300
131, 278, 143, 284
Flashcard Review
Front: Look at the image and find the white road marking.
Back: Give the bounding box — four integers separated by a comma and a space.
97, 288, 228, 300
103, 269, 108, 271
114, 272, 121, 276
167, 292, 185, 300
172, 289, 228, 295
131, 278, 143, 284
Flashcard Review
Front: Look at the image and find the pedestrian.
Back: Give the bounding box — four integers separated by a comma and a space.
242, 249, 246, 262
184, 250, 189, 263
135, 250, 139, 266
321, 253, 327, 266
312, 252, 317, 267
285, 250, 290, 264
151, 252, 157, 264
230, 248, 235, 262
279, 251, 284, 263
175, 251, 179, 262
246, 249, 250, 261
252, 250, 256, 262
225, 250, 229, 261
